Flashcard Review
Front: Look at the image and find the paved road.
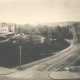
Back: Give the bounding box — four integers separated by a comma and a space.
0, 45, 80, 80
14, 42, 74, 70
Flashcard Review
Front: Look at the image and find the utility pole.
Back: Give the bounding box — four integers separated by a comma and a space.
19, 44, 22, 69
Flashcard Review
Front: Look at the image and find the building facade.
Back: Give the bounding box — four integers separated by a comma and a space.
0, 25, 9, 33
0, 24, 15, 36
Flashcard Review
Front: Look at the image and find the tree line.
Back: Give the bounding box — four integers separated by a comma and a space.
14, 24, 73, 40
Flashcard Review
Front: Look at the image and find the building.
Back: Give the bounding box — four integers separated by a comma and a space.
0, 25, 9, 33
69, 26, 75, 34
0, 24, 15, 36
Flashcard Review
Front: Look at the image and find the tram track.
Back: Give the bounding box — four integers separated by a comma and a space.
27, 44, 79, 72
48, 49, 80, 71
14, 43, 75, 70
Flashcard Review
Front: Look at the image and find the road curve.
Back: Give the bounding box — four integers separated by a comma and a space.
14, 42, 76, 71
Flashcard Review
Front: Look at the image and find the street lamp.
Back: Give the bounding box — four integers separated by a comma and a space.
18, 39, 22, 70
19, 43, 22, 69
12, 38, 22, 70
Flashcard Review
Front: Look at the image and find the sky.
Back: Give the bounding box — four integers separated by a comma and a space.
0, 0, 80, 24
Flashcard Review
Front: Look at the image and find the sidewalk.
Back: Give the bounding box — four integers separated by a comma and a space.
0, 67, 17, 75
49, 71, 80, 80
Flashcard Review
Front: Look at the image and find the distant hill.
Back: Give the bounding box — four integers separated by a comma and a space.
38, 21, 80, 27
0, 21, 80, 28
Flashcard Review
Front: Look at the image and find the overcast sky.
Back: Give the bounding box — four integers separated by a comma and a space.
0, 0, 80, 24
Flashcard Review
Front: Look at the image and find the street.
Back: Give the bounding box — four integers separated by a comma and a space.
0, 44, 80, 80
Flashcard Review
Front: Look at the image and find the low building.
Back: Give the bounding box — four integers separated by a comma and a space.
69, 26, 75, 34
0, 25, 9, 33
0, 24, 15, 36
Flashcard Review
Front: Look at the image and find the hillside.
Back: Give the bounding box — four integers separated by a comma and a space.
0, 21, 80, 28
